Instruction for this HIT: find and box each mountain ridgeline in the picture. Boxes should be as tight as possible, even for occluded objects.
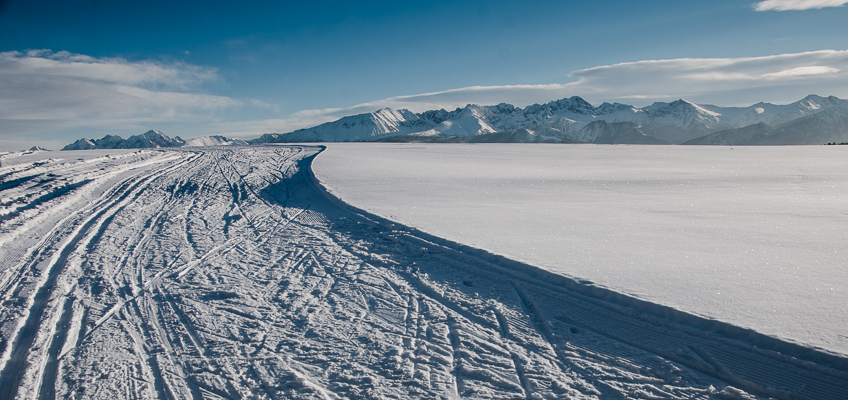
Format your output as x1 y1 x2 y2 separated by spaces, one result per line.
61 95 848 150
62 131 248 150
249 94 848 145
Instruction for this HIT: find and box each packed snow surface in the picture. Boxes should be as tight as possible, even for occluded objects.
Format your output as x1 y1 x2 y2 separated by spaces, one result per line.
314 143 848 357
1 146 846 399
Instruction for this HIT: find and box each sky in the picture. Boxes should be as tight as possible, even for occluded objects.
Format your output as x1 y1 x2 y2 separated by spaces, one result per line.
1 0 848 150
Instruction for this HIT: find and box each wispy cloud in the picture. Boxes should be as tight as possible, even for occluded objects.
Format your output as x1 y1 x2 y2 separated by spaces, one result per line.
566 50 847 103
2 50 219 89
753 0 848 11
251 49 848 135
0 50 241 147
761 65 840 78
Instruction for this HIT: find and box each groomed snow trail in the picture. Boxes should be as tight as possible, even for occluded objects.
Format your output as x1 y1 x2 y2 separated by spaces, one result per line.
0 146 845 399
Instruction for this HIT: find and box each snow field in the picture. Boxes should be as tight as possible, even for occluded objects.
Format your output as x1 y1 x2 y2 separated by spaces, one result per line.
313 143 848 357
0 145 844 399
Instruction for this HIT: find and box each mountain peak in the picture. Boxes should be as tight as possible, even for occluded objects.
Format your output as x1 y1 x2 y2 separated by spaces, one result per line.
62 138 96 151
795 94 846 110
493 103 516 113
666 99 702 109
127 130 185 148
549 96 594 114
652 99 721 118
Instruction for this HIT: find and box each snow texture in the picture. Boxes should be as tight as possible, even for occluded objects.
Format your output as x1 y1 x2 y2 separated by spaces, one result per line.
314 143 848 358
0 146 845 399
686 102 848 145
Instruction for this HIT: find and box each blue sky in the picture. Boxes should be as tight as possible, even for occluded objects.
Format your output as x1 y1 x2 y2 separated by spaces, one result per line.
1 0 848 149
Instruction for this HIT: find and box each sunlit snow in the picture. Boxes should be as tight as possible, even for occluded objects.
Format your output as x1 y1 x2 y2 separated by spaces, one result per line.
314 143 848 357
0 145 845 399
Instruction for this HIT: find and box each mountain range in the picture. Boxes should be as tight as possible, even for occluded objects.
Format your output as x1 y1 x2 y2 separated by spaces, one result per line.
60 95 848 149
248 94 848 146
61 131 247 150
684 101 848 145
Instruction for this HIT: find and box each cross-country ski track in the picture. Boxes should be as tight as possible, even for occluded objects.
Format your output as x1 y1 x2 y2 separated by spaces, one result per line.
0 146 845 399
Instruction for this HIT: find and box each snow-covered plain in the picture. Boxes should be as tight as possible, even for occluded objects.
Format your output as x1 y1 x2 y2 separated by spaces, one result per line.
1 145 846 399
314 143 848 357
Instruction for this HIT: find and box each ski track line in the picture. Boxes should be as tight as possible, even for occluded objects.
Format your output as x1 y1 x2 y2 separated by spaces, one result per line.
490 305 531 399
213 155 257 230
117 305 172 400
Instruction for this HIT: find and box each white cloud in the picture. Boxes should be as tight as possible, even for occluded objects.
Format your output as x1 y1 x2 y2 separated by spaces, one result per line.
255 49 848 134
761 65 840 78
2 50 218 89
754 0 848 11
566 50 848 104
0 50 241 148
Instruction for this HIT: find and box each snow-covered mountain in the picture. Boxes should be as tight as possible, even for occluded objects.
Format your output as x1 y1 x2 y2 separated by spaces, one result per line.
60 95 848 149
252 109 425 143
252 95 847 145
62 138 98 150
685 102 848 145
126 130 186 148
699 95 846 127
61 131 249 150
62 130 185 150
